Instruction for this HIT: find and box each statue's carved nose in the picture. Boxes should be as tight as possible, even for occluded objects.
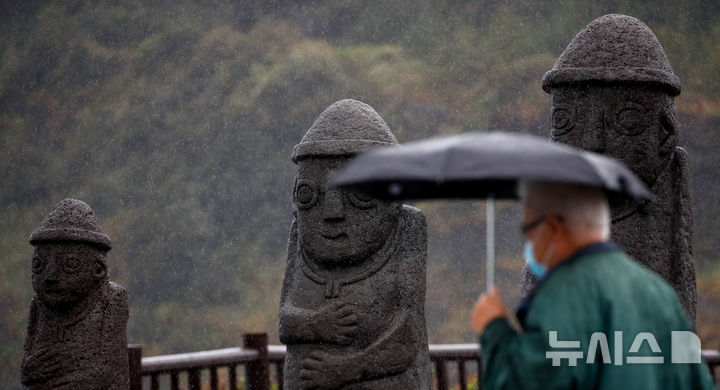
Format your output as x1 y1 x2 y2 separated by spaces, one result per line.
583 109 606 152
323 188 345 221
44 261 60 284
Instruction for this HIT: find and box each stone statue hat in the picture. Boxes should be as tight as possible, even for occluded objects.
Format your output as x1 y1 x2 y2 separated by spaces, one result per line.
30 198 112 250
291 99 399 163
542 14 681 96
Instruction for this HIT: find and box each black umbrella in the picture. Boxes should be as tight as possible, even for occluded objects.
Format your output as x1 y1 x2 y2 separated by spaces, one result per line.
331 131 651 290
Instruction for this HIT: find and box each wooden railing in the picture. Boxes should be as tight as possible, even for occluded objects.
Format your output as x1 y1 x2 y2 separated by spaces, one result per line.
128 334 720 390
128 333 278 390
429 344 482 390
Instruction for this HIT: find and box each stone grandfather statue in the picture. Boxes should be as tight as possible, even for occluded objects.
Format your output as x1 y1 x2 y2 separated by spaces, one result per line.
279 99 432 389
523 14 696 321
21 199 129 389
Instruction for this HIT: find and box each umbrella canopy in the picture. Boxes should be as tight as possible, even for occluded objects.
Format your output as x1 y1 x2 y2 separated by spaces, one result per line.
331 131 651 201
331 131 651 292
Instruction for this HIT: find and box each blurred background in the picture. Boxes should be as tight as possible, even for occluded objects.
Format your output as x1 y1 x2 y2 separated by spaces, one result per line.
1 0 719 387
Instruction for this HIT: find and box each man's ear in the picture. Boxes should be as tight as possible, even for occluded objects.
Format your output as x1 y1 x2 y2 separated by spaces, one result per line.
659 107 678 156
546 215 565 235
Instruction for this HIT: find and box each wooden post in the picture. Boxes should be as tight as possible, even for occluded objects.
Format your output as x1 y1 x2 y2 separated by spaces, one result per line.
127 344 142 390
435 359 448 390
276 362 285 390
188 368 201 390
243 333 270 390
229 364 238 390
151 374 160 390
477 357 484 390
171 371 179 390
458 360 467 390
210 367 219 390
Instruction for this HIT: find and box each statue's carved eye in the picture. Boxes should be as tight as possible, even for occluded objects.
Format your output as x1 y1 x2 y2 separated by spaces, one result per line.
62 254 82 273
32 255 44 273
614 102 647 136
346 191 377 209
295 182 318 210
551 105 575 136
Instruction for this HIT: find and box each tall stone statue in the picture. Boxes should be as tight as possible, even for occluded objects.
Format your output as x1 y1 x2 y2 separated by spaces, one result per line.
21 199 129 389
279 99 432 389
527 14 696 321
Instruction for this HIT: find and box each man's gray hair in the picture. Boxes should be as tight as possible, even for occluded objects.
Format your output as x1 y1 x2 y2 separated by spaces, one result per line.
520 181 611 240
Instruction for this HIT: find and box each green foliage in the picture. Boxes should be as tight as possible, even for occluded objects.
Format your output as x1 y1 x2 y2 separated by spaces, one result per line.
1 1 719 387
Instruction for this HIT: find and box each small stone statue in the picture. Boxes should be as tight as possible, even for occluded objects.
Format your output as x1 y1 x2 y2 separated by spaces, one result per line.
21 199 129 389
279 99 432 389
527 14 696 321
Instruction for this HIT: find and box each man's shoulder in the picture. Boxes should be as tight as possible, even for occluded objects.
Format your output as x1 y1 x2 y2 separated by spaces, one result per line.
579 248 678 294
537 247 685 316
555 247 659 283
533 248 663 303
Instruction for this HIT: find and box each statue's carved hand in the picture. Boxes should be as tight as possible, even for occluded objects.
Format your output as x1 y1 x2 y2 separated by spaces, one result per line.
313 302 358 345
300 351 355 390
21 346 64 383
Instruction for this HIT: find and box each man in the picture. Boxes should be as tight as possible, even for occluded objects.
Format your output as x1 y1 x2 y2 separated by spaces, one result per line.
527 14 697 322
21 198 129 390
471 182 714 389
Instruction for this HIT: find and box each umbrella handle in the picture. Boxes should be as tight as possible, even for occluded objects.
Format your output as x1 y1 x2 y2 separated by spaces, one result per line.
486 196 495 292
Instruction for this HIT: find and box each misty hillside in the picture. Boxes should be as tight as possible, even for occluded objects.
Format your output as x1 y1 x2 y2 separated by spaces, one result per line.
1 1 719 388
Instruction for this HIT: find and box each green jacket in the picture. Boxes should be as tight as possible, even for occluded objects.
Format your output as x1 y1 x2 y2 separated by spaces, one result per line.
480 242 715 390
